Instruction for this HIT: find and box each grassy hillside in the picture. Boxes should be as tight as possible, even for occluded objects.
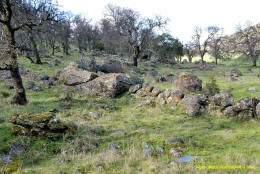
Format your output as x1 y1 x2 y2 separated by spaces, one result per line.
1 52 260 173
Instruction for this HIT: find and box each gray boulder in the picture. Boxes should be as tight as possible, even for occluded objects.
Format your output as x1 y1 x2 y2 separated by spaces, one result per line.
59 62 98 86
99 59 122 73
212 91 234 110
181 95 206 116
65 73 133 97
76 57 98 72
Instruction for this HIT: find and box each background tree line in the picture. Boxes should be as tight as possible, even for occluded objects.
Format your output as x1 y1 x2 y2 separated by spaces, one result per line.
1 0 260 105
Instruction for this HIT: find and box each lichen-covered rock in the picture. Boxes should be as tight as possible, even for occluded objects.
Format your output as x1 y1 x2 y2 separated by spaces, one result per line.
233 97 257 112
212 91 234 110
0 156 18 173
181 95 204 116
10 112 76 139
223 106 236 117
59 62 98 86
174 72 202 92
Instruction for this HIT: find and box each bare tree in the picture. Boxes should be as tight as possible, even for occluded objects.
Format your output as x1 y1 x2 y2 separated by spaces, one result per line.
209 27 223 65
234 23 260 66
184 42 196 63
192 26 219 65
104 4 167 66
0 0 59 105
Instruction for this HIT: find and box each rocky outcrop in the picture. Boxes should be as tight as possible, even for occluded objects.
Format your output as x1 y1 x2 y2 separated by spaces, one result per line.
59 62 98 86
10 112 76 139
63 73 133 97
76 57 98 72
174 72 202 92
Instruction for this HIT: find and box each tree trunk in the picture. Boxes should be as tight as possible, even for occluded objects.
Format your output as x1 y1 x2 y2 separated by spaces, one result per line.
252 56 257 67
2 23 27 105
10 66 27 105
29 33 41 64
133 45 140 67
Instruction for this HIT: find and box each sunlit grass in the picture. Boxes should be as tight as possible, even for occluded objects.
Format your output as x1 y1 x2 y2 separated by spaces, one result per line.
1 51 260 173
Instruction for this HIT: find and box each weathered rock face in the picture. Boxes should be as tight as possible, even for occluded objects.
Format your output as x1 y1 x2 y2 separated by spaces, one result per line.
174 72 202 92
129 84 142 94
10 112 76 139
76 57 98 72
181 94 207 116
99 59 122 73
59 63 98 86
212 91 234 110
64 73 133 97
164 88 185 103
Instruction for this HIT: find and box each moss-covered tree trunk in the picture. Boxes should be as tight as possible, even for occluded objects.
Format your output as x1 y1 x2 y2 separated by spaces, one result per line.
2 21 27 105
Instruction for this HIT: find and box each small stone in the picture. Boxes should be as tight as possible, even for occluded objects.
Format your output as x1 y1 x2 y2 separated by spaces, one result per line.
108 142 120 149
89 112 101 119
247 87 257 92
155 146 164 153
165 137 185 144
57 158 66 164
112 129 126 136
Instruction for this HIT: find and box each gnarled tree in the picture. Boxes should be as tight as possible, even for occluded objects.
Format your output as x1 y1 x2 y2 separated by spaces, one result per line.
0 0 59 105
192 26 219 65
104 4 167 66
234 23 260 66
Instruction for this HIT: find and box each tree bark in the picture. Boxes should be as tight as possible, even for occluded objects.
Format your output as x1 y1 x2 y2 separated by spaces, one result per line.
10 66 27 105
29 32 41 64
2 22 27 105
133 45 140 66
252 56 257 67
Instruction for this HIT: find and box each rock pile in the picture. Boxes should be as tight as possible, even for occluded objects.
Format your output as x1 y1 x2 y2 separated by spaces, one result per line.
59 57 143 97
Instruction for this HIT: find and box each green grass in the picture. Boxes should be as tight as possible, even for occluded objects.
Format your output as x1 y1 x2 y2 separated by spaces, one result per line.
1 51 260 173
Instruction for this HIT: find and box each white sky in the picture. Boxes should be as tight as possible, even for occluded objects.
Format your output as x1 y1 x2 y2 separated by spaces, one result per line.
57 0 260 43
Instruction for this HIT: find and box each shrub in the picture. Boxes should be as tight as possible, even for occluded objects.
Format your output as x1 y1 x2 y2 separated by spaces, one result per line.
203 73 219 96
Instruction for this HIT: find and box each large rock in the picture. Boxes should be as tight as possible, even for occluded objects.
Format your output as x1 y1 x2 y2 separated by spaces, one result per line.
10 112 76 139
233 97 258 112
230 69 242 77
181 94 207 116
99 59 122 73
164 88 185 103
76 57 98 72
59 62 98 86
64 73 133 97
174 72 202 92
212 91 234 110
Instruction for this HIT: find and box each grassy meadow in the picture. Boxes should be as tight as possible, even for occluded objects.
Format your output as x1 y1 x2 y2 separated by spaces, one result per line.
1 52 260 174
